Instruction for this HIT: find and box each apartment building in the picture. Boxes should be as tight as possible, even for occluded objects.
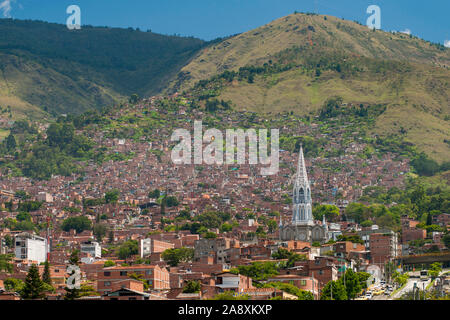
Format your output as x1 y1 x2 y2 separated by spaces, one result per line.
139 238 174 258
14 233 47 263
369 232 400 266
97 265 170 294
80 240 101 259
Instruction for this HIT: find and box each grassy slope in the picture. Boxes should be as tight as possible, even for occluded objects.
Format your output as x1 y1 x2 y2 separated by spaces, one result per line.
171 13 449 91
168 13 450 163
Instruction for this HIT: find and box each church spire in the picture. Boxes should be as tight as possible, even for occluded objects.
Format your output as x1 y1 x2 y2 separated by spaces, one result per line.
295 145 309 186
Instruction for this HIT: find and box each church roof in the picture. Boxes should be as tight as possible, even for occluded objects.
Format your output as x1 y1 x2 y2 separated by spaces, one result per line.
295 145 309 186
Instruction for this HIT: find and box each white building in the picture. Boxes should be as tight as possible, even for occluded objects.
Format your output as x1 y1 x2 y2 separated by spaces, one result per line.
80 240 101 259
140 238 152 258
14 233 47 263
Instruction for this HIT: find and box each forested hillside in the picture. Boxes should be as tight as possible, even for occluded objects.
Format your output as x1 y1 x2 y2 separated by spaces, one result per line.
0 19 205 117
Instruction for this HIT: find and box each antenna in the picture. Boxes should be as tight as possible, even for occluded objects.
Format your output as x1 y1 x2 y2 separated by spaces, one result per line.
314 0 319 14
46 214 51 262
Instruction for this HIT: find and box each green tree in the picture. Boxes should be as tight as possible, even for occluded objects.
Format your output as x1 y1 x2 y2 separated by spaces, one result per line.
320 280 347 300
61 216 92 233
105 189 120 204
103 260 116 267
165 196 179 207
78 284 100 297
313 204 340 221
231 262 279 281
203 232 217 239
0 254 14 273
161 247 194 267
69 249 80 266
264 282 313 300
220 223 233 233
212 291 250 300
442 233 450 248
392 271 409 286
16 212 32 221
340 269 361 299
272 248 291 260
267 219 278 233
21 264 45 300
129 94 140 104
42 260 52 285
108 229 114 244
429 262 442 278
93 224 107 242
117 240 139 260
148 189 161 199
183 280 201 293
5 133 16 152
129 272 150 290
4 278 24 293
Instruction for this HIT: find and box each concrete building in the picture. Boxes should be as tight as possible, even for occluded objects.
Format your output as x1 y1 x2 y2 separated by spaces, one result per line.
14 233 47 263
194 238 237 264
80 240 101 259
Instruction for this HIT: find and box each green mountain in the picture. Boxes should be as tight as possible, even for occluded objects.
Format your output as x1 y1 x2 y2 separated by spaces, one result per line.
0 19 205 119
168 13 450 162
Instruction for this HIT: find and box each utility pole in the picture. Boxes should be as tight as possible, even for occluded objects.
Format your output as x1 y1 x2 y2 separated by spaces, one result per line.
423 282 425 300
312 272 315 300
331 281 333 300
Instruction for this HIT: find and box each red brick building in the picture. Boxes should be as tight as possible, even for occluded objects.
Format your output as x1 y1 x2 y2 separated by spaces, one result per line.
402 229 426 244
369 233 399 266
97 265 170 294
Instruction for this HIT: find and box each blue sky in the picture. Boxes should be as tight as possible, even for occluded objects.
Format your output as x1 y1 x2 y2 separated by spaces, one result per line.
1 0 449 44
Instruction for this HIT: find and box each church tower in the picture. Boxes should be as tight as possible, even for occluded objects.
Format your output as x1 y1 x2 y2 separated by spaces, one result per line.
279 144 328 243
292 145 314 226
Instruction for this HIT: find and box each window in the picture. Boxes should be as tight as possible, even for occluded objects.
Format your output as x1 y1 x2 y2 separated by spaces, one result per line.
104 271 111 276
146 270 152 275
104 281 111 286
300 280 307 286
120 271 127 276
319 270 323 275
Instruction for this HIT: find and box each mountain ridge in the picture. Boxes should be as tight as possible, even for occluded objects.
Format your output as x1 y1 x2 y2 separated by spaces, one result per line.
166 13 449 163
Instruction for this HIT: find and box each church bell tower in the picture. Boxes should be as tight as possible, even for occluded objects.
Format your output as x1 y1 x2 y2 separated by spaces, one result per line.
292 145 314 226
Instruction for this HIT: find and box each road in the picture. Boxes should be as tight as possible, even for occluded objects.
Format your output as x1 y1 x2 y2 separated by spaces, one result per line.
370 268 449 300
390 278 431 300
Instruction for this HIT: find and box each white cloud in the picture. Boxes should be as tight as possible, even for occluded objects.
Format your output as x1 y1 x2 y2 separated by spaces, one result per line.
445 40 450 48
0 0 15 18
400 29 411 35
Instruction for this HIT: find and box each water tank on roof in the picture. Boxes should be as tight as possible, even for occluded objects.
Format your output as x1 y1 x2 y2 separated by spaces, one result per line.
371 225 379 230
